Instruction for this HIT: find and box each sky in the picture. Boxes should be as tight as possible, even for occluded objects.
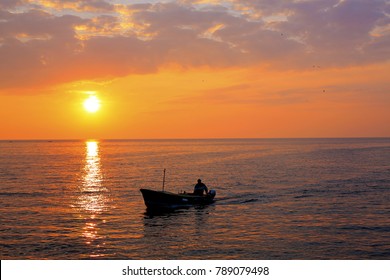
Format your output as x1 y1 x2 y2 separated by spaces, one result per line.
0 0 389 139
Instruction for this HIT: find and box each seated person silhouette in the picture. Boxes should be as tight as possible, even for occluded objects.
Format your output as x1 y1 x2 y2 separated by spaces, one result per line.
193 179 208 196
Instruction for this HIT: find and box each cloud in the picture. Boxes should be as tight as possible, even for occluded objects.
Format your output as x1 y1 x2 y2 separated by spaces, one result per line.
29 0 115 12
0 0 389 91
233 0 390 66
0 9 86 89
0 0 26 9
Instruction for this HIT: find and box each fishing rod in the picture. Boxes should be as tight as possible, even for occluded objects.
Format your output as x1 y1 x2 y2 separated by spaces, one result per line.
162 168 166 191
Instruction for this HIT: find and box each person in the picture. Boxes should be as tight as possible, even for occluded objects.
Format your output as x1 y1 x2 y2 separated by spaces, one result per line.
193 179 208 196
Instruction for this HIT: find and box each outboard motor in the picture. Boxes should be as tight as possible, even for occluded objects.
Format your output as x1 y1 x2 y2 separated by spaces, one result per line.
208 189 216 198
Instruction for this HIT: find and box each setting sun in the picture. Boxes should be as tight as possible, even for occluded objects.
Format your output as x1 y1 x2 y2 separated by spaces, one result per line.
83 96 100 113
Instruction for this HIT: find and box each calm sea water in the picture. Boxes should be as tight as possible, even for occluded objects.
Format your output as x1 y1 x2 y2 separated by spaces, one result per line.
0 138 389 259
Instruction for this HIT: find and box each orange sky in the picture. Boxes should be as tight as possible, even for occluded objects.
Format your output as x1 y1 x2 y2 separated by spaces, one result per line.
0 0 389 139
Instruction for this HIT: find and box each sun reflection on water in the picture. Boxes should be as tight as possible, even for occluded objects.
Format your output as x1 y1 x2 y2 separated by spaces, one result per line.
77 140 108 254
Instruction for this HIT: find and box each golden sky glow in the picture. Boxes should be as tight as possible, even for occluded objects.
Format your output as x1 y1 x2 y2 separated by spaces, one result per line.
0 0 389 139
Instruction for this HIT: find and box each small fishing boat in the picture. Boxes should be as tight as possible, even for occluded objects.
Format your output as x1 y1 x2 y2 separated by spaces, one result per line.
140 188 216 210
140 169 216 210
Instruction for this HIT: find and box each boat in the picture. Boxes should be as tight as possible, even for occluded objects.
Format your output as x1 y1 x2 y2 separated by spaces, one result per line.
140 188 216 210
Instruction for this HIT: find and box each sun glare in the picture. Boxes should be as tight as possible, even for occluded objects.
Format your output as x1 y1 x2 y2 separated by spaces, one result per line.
83 96 100 113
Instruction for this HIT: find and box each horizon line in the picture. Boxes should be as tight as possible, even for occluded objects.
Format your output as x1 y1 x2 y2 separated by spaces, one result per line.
1 137 390 142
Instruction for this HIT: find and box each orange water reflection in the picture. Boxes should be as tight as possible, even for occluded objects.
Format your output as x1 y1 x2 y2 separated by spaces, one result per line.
78 141 108 251
82 141 104 212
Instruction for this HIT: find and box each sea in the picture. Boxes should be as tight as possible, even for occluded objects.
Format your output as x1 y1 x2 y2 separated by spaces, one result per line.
0 138 389 260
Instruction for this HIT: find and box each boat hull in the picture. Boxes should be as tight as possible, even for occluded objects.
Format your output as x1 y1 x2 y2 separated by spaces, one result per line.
140 188 216 210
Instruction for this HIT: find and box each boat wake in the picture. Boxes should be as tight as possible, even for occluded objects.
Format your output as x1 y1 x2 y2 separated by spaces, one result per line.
216 194 262 205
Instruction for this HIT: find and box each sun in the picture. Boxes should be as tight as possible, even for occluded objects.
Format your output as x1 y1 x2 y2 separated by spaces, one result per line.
83 96 100 113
